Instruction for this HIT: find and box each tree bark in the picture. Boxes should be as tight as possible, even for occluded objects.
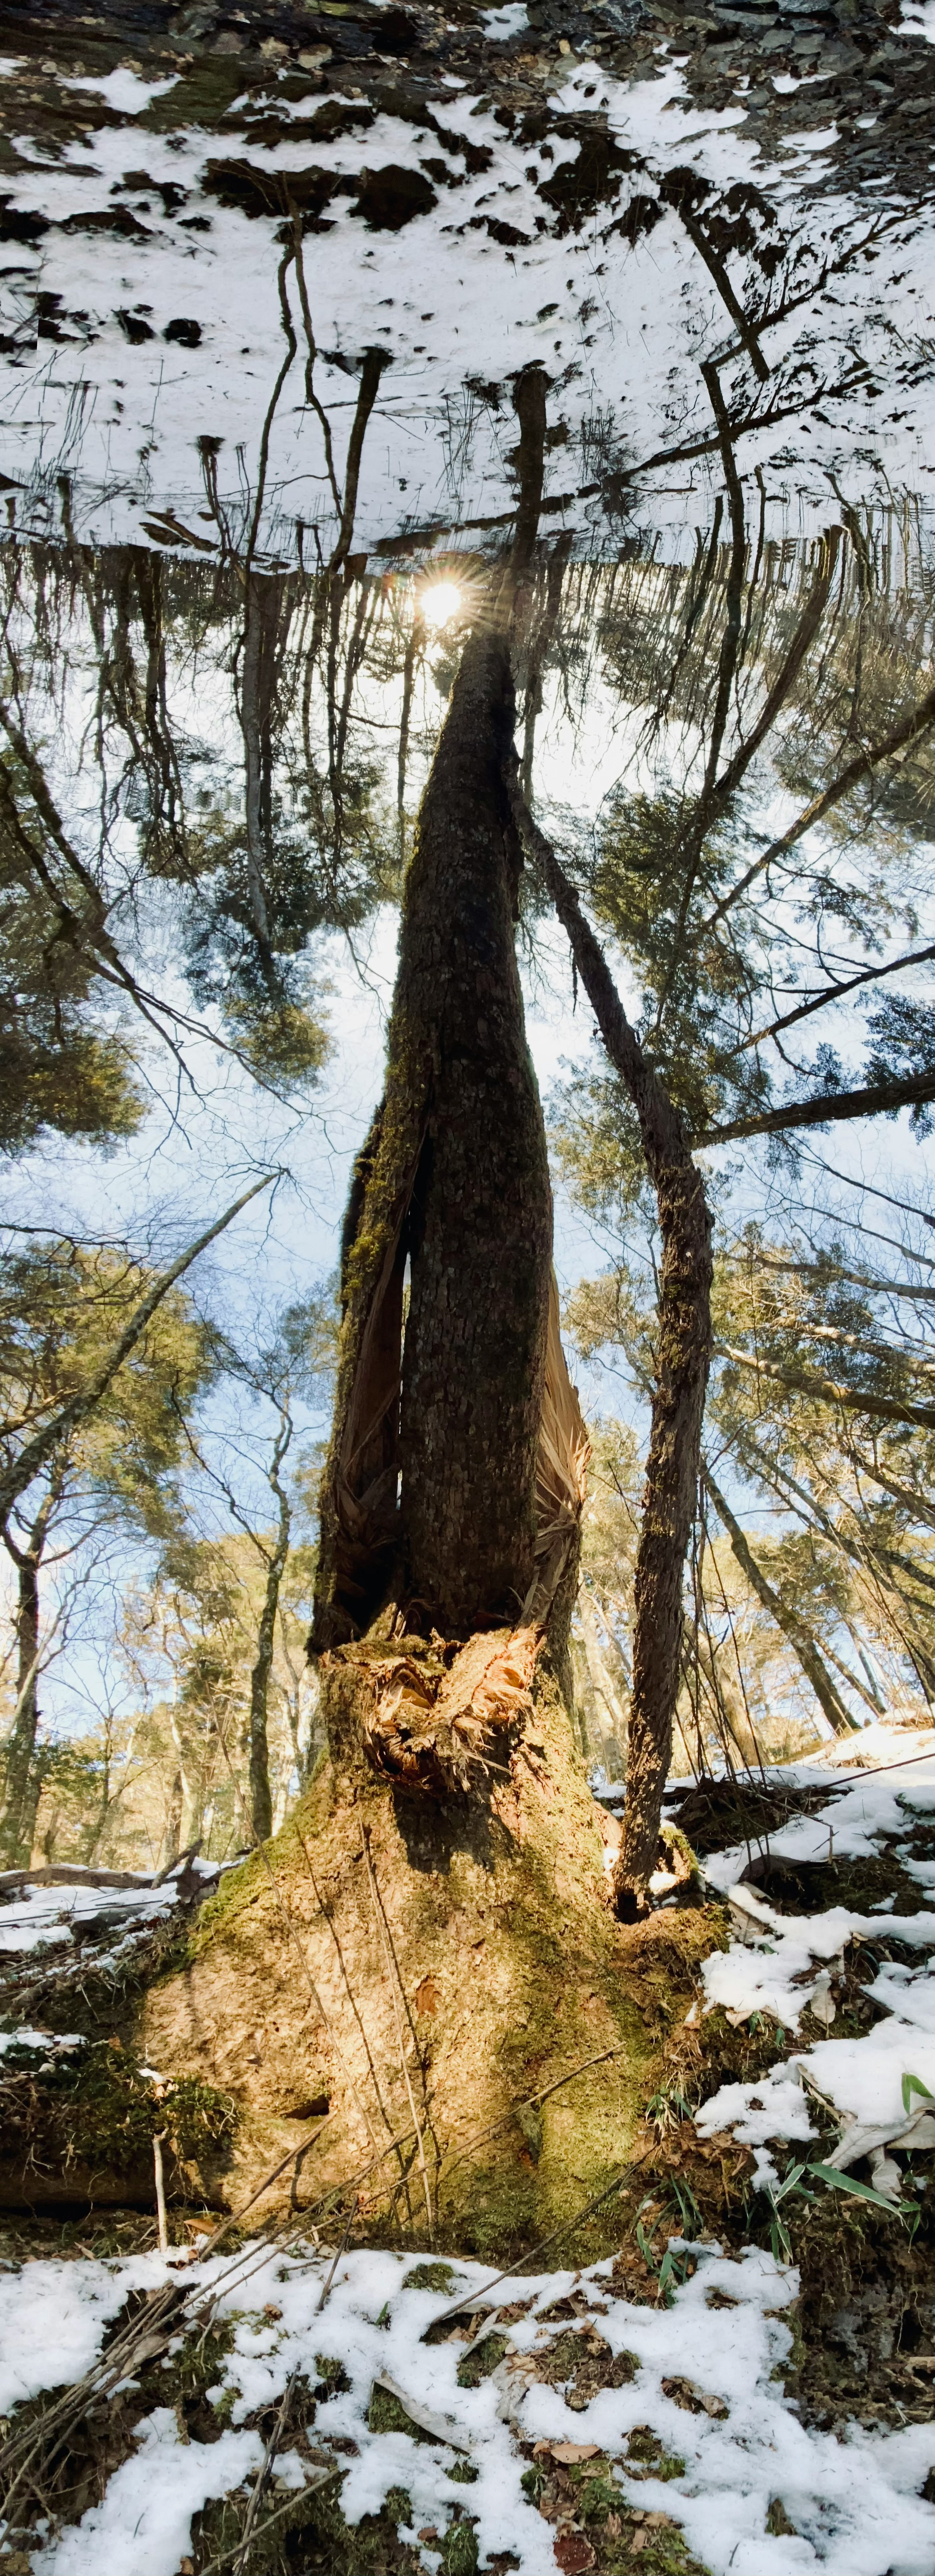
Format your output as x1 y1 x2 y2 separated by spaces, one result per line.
240 571 285 974
1 1487 57 1865
313 626 553 1648
508 802 713 1913
700 1064 935 1148
702 1462 860 1735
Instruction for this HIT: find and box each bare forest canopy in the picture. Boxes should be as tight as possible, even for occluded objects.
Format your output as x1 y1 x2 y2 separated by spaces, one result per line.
0 0 933 1888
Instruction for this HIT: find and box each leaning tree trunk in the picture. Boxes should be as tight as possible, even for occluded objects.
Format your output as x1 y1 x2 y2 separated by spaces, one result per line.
703 1463 860 1736
508 801 714 1915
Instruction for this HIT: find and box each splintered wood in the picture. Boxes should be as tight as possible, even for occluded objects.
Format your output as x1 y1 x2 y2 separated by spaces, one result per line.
358 1624 545 1792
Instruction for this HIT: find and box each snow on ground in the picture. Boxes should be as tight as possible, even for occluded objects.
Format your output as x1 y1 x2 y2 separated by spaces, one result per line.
0 45 931 559
693 1742 935 2195
0 1855 221 1962
0 2228 931 2576
2 1744 934 2571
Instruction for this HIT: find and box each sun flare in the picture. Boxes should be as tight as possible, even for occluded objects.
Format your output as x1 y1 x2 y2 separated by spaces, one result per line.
419 580 463 631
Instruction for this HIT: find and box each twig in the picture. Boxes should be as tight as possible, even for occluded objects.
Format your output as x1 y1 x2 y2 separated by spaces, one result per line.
316 2195 358 2312
425 2162 635 2332
198 2468 340 2576
153 2130 169 2257
230 2365 299 2576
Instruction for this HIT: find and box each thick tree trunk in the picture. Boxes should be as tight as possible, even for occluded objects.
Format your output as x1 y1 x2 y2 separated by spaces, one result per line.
399 633 552 1632
702 1464 860 1736
314 625 553 1652
508 804 714 1913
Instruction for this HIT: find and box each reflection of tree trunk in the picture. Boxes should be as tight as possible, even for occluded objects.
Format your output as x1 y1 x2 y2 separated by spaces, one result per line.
240 571 292 976
315 625 553 1648
703 1464 859 1735
397 619 419 855
249 1416 293 1843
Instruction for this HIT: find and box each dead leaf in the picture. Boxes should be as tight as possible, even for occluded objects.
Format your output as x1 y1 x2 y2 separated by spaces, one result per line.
554 2538 596 2574
418 2529 439 2544
661 2375 729 2419
414 1975 441 2014
548 2441 601 2464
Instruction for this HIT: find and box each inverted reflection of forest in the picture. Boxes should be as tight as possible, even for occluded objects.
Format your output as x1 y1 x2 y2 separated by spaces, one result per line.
1 489 933 1871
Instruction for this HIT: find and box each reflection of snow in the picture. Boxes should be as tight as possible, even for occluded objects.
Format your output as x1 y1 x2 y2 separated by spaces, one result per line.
0 44 929 561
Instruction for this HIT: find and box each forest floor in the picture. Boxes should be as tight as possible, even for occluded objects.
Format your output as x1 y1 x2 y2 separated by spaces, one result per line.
0 1728 933 2576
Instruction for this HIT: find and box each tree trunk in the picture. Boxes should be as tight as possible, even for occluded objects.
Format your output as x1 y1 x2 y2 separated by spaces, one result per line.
137 569 706 2252
313 624 553 1652
703 1463 860 1735
508 805 714 1913
159 1768 183 1871
240 570 292 974
1 1498 53 1866
577 1580 628 1772
248 1423 293 1844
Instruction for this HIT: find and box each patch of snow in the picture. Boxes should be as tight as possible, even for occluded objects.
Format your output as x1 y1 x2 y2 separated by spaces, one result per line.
0 2025 85 2056
58 69 180 115
3 2236 932 2576
898 0 935 40
480 3 529 37
0 46 930 558
0 1879 176 1955
0 2251 166 2413
31 2407 264 2576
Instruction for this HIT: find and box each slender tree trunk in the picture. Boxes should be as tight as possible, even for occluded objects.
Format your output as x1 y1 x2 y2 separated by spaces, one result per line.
702 1464 860 1735
1 1489 56 1866
248 1418 293 1843
507 800 713 1913
159 1768 183 1871
577 1580 628 1765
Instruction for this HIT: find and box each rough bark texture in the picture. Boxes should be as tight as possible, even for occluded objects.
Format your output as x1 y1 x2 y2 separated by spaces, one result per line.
138 1657 715 2252
511 802 713 1914
702 1463 860 1737
399 631 552 1631
313 625 553 1649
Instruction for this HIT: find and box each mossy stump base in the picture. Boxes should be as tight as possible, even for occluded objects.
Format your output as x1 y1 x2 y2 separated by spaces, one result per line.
140 1660 714 2261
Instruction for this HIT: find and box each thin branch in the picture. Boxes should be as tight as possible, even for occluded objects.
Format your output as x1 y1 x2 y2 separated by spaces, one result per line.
728 936 935 1057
